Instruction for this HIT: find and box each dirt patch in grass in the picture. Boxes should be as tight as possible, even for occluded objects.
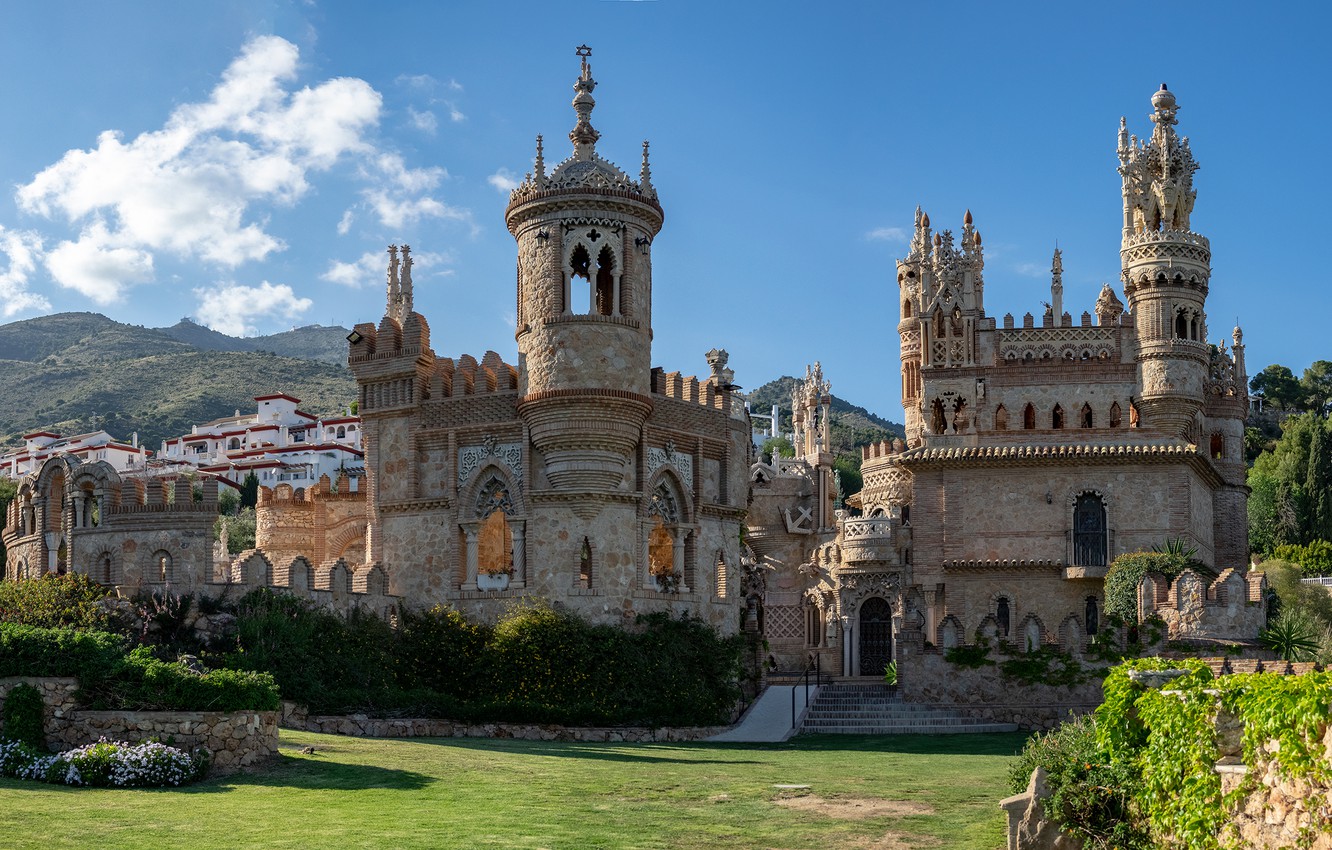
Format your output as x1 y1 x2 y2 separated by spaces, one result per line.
774 795 935 819
852 832 941 849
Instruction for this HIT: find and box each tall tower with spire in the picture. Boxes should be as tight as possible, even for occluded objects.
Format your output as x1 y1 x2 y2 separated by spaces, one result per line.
1119 84 1209 438
505 46 664 492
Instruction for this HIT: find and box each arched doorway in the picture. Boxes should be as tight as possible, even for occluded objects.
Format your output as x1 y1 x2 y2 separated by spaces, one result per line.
858 597 894 676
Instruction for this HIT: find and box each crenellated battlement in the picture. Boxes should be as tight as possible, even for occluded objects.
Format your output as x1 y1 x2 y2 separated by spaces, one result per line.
1138 567 1266 641
428 352 520 400
650 368 728 411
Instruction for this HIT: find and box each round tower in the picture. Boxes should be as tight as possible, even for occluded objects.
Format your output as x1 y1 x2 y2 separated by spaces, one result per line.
1119 85 1210 438
505 46 663 491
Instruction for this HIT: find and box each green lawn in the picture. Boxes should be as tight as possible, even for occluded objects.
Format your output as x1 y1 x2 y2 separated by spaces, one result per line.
0 730 1027 849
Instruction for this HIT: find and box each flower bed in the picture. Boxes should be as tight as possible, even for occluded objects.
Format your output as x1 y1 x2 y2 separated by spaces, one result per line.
0 737 209 787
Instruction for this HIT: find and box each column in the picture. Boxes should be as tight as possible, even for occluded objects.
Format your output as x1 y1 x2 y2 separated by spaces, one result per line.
511 524 526 588
462 525 479 590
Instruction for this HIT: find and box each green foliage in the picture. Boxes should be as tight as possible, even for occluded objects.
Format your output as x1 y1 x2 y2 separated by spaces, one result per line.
239 473 260 511
1007 714 1148 849
1261 559 1332 642
2 683 46 749
832 454 862 500
214 508 256 554
1259 609 1324 663
395 605 490 697
0 574 119 631
1272 540 1332 577
0 624 126 684
1250 363 1301 410
1249 412 1332 554
944 639 994 668
1302 360 1332 416
1103 551 1190 621
882 660 897 686
760 435 793 461
997 645 1090 688
217 487 240 517
0 476 15 572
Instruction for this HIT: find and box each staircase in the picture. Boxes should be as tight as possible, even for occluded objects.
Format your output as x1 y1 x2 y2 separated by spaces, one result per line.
798 682 1020 734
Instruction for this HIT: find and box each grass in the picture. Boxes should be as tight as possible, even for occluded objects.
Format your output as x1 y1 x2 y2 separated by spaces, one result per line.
0 730 1028 849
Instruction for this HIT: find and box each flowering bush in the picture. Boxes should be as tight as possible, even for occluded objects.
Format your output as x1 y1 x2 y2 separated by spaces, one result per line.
0 737 209 788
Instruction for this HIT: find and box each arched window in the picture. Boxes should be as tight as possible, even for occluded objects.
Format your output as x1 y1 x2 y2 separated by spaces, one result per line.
902 300 912 318
1052 404 1065 429
477 510 513 576
648 519 674 586
931 398 947 434
1023 403 1036 430
1109 402 1122 428
1081 403 1094 428
336 426 346 440
1175 311 1189 339
568 243 591 313
1085 597 1100 636
995 598 1011 637
647 479 685 590
1073 493 1108 567
595 245 615 316
1129 399 1140 428
228 438 240 450
994 404 1008 430
153 550 173 583
579 537 593 588
951 399 968 432
1210 433 1224 459
98 553 112 584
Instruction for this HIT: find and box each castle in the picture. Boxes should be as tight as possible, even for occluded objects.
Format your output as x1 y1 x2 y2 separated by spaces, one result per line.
3 59 1261 675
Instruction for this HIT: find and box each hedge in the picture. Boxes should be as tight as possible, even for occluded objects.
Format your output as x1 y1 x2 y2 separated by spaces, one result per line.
0 624 278 713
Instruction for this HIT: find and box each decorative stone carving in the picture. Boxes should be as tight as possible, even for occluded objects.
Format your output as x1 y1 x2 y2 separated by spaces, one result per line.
459 438 523 488
645 443 693 485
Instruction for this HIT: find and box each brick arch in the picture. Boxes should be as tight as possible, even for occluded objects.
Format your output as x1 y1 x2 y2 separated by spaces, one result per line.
326 522 367 565
458 460 525 519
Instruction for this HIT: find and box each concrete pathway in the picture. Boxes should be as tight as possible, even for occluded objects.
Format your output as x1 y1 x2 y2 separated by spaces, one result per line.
705 684 820 743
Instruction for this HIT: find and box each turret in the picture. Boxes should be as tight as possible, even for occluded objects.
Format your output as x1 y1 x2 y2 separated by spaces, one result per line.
505 46 663 490
1120 85 1210 438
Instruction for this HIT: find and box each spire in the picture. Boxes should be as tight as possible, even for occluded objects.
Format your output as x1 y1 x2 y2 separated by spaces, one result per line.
569 44 599 159
1050 247 1064 325
385 244 412 324
534 135 546 187
385 244 400 319
639 140 653 191
1120 84 1199 237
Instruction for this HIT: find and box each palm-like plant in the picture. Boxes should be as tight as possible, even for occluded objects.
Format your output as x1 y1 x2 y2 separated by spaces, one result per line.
1259 610 1322 662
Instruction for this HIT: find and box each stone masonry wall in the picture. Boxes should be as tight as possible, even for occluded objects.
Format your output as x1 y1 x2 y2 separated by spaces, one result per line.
0 676 276 774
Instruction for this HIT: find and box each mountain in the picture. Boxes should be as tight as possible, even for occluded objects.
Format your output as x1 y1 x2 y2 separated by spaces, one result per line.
744 376 905 465
157 318 351 364
0 313 358 450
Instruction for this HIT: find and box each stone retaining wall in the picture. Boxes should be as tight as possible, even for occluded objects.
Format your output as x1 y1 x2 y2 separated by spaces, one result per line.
281 703 726 742
0 676 276 774
56 710 279 773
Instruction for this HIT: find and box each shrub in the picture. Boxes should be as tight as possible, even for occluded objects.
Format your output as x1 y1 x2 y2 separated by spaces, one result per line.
1007 714 1147 849
0 575 120 631
2 683 45 749
1258 609 1323 662
395 605 491 698
1272 540 1332 577
1103 551 1191 621
0 737 209 787
0 624 125 684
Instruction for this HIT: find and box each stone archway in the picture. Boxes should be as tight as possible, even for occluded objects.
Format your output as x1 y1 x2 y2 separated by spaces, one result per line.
858 596 894 676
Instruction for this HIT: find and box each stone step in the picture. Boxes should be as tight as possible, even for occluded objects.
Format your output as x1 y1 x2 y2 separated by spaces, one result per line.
797 683 1014 736
801 723 1020 734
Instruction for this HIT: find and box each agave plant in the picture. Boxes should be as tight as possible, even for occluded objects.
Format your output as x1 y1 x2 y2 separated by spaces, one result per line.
1152 537 1199 561
1259 610 1322 662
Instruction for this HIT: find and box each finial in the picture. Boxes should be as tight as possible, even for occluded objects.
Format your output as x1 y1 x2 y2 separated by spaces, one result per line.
921 211 930 229
569 44 600 156
1151 83 1178 125
534 134 546 183
973 229 981 246
964 209 973 226
1051 247 1063 275
1233 325 1244 346
914 206 922 227
640 140 653 188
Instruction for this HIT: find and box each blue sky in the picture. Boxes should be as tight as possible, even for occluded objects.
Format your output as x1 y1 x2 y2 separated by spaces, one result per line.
0 1 1325 421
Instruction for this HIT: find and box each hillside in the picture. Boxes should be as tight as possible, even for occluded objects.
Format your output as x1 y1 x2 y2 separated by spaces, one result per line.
0 313 358 450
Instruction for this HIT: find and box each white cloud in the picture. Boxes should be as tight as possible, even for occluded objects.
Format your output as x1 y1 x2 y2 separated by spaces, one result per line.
194 280 312 336
447 103 466 123
0 226 51 317
407 106 437 134
487 168 519 193
866 226 907 243
45 221 153 304
1014 262 1046 278
16 35 384 296
321 251 383 288
447 78 463 92
322 248 454 289
397 74 437 90
336 210 354 235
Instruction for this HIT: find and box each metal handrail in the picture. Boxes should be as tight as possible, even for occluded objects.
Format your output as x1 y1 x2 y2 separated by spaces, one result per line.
791 653 822 731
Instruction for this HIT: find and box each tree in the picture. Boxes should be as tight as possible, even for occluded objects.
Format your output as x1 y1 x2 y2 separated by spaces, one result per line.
218 487 240 517
1301 360 1332 416
239 472 260 510
761 436 794 463
1248 413 1332 554
0 476 16 576
1306 424 1332 541
1250 364 1301 410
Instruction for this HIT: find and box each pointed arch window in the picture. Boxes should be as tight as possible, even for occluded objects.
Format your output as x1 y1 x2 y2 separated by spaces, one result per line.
1085 596 1100 636
994 404 1008 431
1023 403 1036 429
931 399 947 434
1052 404 1065 429
579 537 593 588
1081 403 1094 428
646 478 687 591
463 472 524 589
995 598 1011 637
594 245 616 316
567 243 591 313
1109 402 1122 428
1073 493 1108 568
153 550 173 583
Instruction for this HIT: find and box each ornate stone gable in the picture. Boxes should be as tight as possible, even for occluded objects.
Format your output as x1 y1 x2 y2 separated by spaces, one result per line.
459 436 523 487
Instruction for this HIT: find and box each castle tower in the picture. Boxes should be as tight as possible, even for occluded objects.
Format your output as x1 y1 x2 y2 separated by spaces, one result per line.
1119 85 1210 438
505 46 664 491
896 208 984 444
